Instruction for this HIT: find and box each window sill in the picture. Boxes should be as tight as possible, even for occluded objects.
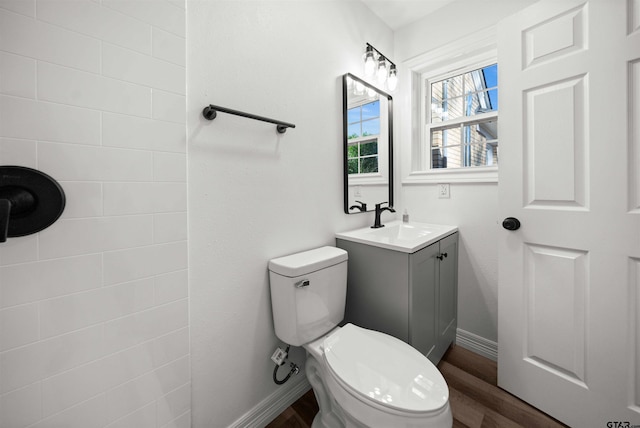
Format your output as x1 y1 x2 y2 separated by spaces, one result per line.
348 173 388 186
403 167 498 184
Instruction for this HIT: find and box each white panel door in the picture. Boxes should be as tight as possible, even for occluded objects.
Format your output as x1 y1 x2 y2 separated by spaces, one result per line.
498 0 640 426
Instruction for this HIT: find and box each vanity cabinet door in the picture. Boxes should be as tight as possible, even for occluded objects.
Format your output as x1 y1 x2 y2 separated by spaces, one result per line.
337 239 410 342
433 232 459 363
409 242 438 357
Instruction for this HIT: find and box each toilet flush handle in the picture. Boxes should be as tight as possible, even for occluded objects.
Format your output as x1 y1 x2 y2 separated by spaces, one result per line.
295 279 310 288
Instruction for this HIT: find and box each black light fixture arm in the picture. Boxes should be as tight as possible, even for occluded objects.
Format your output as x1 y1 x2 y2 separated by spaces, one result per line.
202 104 296 134
366 42 395 69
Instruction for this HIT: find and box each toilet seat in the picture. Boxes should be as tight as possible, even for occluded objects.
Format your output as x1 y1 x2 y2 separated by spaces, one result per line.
323 323 449 415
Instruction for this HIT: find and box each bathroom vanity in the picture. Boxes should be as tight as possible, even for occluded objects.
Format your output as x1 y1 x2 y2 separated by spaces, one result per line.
335 221 458 364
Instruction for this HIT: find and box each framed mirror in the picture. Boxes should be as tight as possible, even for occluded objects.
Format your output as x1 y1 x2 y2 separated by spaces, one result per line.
343 73 393 214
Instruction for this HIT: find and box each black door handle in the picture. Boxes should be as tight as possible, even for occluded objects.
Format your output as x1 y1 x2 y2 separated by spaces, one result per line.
502 217 521 231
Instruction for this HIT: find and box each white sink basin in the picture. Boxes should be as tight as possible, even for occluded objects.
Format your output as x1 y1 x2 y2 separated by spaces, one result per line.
335 220 457 253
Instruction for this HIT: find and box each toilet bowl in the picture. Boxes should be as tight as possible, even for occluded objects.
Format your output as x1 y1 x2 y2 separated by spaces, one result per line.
269 246 452 428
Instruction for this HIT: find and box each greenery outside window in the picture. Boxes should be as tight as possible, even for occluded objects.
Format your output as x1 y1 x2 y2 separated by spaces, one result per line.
347 100 380 175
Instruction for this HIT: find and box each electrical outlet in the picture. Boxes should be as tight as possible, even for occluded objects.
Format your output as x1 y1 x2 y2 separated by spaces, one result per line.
271 347 287 366
438 183 450 199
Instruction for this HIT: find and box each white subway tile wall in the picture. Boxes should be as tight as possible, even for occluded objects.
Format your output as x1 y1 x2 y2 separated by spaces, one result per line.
0 0 189 427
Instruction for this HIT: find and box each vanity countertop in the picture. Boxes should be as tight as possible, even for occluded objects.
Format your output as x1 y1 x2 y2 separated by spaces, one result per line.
335 220 458 254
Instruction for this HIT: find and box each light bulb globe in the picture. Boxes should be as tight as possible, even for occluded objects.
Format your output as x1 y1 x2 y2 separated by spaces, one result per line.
364 55 375 77
387 67 398 91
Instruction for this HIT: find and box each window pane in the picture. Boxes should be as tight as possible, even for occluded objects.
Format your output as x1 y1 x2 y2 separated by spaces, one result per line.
431 80 443 105
482 64 498 89
436 96 463 122
431 129 443 149
442 75 464 99
360 157 378 173
466 119 497 143
430 100 443 123
466 89 498 114
347 108 360 124
487 89 498 111
433 145 462 168
347 144 359 158
431 149 448 169
360 141 378 156
432 126 462 149
348 123 360 139
361 100 380 120
361 118 380 136
348 159 358 174
466 143 498 167
431 143 498 168
465 91 482 116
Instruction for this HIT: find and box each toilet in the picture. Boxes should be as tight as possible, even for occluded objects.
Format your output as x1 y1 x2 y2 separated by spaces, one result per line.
269 246 453 428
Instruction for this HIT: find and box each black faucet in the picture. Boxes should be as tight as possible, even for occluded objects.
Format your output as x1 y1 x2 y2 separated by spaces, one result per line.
371 202 395 228
349 200 367 212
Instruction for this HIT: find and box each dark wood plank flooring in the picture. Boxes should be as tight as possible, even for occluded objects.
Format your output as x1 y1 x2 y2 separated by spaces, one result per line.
266 345 567 428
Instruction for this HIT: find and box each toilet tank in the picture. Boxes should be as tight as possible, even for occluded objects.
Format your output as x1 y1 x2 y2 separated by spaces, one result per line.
268 246 348 346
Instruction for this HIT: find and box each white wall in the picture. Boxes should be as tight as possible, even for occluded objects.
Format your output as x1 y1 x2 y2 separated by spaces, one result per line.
0 1 189 427
394 0 536 343
187 1 393 426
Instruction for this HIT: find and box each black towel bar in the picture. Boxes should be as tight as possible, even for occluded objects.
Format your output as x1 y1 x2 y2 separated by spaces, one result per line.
202 104 295 134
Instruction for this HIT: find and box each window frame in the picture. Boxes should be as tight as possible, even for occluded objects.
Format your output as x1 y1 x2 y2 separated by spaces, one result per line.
401 27 498 184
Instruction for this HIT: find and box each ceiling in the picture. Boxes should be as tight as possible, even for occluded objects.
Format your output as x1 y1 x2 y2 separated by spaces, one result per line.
361 0 457 30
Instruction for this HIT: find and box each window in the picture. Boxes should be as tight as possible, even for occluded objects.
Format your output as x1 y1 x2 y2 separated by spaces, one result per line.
400 27 498 184
427 64 498 170
347 99 380 175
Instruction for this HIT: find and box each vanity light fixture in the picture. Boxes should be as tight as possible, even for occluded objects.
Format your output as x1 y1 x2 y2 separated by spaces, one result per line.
362 43 398 92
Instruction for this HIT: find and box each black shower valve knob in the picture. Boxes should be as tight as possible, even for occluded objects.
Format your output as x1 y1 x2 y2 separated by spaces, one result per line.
0 166 66 243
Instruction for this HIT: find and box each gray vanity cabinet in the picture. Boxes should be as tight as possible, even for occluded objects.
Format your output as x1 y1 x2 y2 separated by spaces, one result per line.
336 232 458 364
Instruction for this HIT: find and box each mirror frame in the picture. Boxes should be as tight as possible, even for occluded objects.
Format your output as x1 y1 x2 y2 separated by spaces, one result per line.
343 73 393 214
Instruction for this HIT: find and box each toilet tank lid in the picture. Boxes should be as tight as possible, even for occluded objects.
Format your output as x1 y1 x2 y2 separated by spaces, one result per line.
269 246 347 277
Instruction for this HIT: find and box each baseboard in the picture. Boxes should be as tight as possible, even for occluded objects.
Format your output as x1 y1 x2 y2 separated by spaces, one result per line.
228 372 311 428
456 328 498 361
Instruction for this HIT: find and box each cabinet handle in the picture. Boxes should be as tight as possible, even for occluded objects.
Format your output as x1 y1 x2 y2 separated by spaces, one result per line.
436 252 448 261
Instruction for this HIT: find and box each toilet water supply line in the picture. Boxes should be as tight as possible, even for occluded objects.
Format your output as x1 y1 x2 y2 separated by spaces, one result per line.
271 344 300 385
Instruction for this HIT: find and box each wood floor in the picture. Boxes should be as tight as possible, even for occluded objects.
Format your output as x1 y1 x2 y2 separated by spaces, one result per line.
266 345 567 428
